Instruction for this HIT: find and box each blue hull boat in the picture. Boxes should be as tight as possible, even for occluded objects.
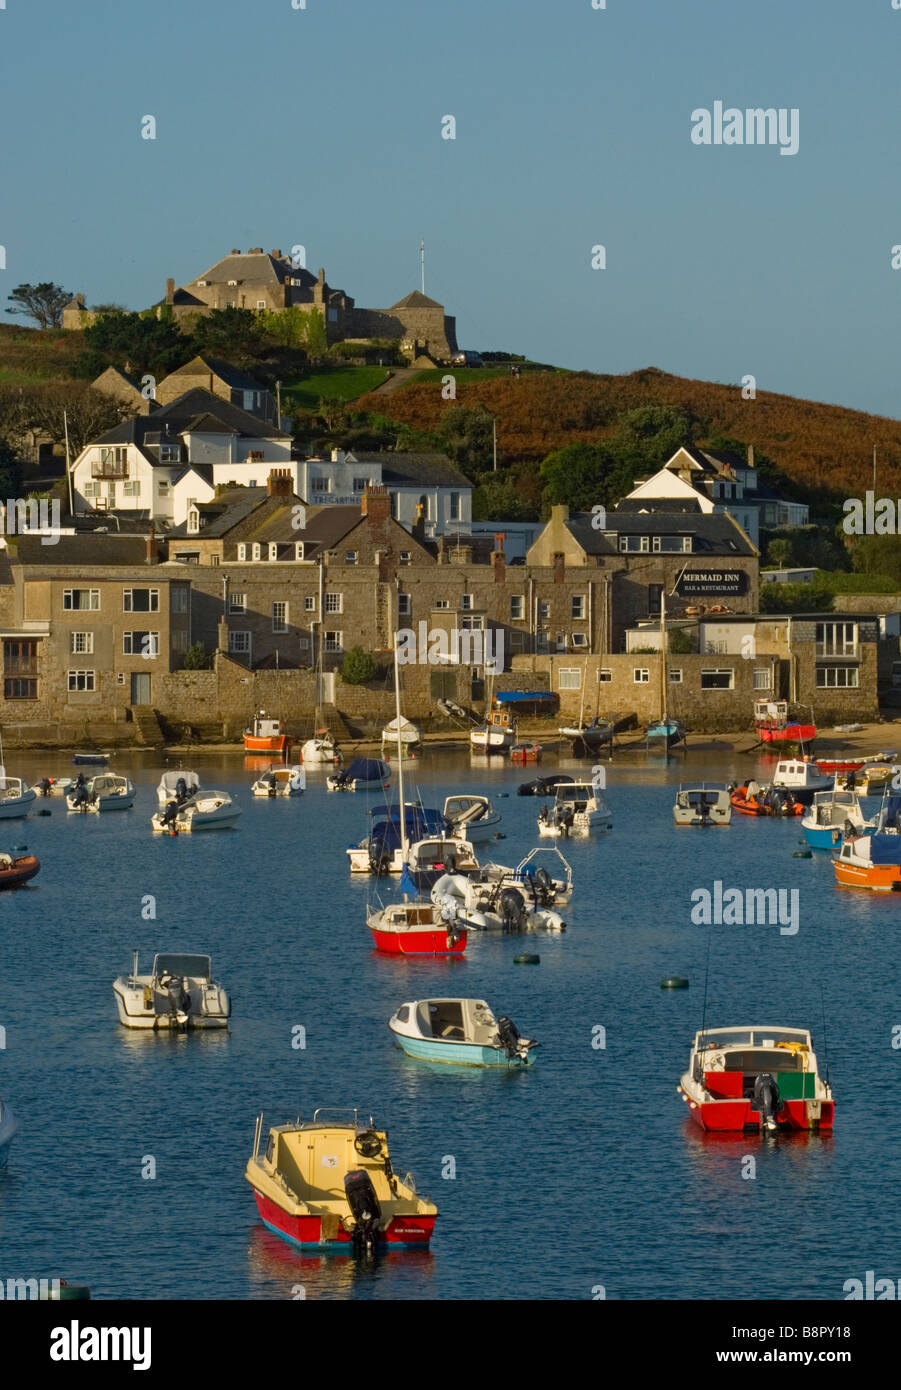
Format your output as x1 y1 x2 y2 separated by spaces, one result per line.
388 998 538 1067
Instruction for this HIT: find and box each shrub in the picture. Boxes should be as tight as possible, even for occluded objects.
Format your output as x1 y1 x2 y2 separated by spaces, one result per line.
182 642 211 670
340 647 378 684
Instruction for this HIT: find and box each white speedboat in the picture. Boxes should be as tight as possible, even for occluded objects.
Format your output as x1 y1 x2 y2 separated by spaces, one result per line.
771 758 832 806
0 1097 17 1167
301 732 340 765
405 835 480 891
474 846 574 906
0 775 36 819
442 794 501 843
673 783 732 826
537 780 612 837
430 872 565 932
152 789 241 833
112 951 230 1029
156 770 201 806
389 999 538 1067
67 773 135 813
252 765 305 797
802 788 874 849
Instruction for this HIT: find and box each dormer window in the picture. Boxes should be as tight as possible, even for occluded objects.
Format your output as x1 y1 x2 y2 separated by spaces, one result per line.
237 543 247 561
268 542 278 561
252 543 261 561
187 509 200 535
227 279 238 286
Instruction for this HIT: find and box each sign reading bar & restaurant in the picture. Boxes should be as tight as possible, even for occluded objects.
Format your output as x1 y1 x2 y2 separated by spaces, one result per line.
676 570 748 597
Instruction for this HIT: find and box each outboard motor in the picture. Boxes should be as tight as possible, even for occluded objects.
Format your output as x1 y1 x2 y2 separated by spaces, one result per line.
533 866 554 906
499 886 526 932
162 973 191 1026
753 1072 780 1132
344 1170 382 1256
554 804 575 837
495 1015 537 1063
175 776 188 804
69 783 90 810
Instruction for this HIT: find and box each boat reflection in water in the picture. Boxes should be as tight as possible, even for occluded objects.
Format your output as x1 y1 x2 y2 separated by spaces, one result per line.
245 1224 435 1299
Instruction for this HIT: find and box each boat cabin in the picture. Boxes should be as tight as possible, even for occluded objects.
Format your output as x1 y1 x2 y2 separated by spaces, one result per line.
151 953 212 983
808 789 864 827
396 998 498 1045
754 700 789 726
443 794 494 828
691 1027 819 1100
252 716 284 740
773 759 829 789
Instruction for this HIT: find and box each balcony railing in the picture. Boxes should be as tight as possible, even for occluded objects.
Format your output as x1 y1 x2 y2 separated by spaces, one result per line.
91 460 128 479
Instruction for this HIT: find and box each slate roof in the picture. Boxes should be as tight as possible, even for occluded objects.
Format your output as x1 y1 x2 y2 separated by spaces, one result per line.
162 356 267 392
167 488 269 538
14 535 154 567
349 451 470 489
193 252 316 290
564 510 756 557
88 388 288 456
390 290 444 310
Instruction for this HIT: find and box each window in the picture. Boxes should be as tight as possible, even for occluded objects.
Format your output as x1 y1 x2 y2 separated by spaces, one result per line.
652 535 692 553
67 670 96 692
229 631 251 655
701 668 735 690
345 551 358 565
597 668 612 683
157 482 170 496
705 640 728 654
449 492 461 521
311 477 330 494
753 668 771 691
399 551 411 564
571 633 588 649
460 614 484 631
175 551 199 564
159 445 180 463
558 668 581 690
325 593 343 614
268 543 278 562
817 666 859 688
171 630 188 652
295 543 305 561
272 602 288 633
256 300 266 310
325 630 342 652
186 509 200 535
171 586 189 614
84 482 100 498
237 544 247 561
64 589 99 611
571 596 586 620
555 633 566 651
123 588 159 613
538 602 550 621
4 639 38 677
816 622 857 658
434 599 450 610
252 543 261 562
70 632 93 654
304 595 316 612
123 632 159 657
510 596 525 621
210 554 220 567
633 668 650 683
398 593 411 617
352 479 370 494
460 594 473 611
669 668 683 684
228 593 246 614
5 678 36 699
619 535 649 552
116 672 126 684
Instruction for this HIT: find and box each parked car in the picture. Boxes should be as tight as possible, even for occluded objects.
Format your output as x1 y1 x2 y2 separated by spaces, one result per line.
452 350 484 367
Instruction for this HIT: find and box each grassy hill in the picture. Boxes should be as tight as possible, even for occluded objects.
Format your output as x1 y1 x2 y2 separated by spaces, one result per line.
0 323 85 385
356 365 901 500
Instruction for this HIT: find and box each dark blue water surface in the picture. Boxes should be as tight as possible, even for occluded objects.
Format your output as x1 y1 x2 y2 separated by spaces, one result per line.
0 744 898 1301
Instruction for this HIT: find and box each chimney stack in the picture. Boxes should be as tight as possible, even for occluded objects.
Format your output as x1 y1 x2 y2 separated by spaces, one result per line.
491 548 506 583
361 484 391 525
267 469 293 498
165 278 174 304
145 528 158 564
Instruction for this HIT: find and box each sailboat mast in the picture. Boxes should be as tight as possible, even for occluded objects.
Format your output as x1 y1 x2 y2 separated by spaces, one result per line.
660 588 667 723
393 632 407 855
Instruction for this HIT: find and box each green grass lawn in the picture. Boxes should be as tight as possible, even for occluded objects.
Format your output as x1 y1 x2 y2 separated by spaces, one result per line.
0 365 58 385
283 366 390 412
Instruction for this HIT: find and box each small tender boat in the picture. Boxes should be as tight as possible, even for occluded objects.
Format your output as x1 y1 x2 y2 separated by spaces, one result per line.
0 1097 18 1167
404 835 480 891
509 742 542 764
754 700 816 749
156 770 200 806
561 718 616 757
0 775 36 819
112 951 231 1029
327 758 390 792
389 999 538 1067
437 698 473 723
301 731 340 765
470 707 517 753
251 765 305 797
802 789 874 849
646 715 686 752
517 773 574 797
537 780 612 837
152 790 241 833
32 776 75 799
430 872 565 932
0 848 40 888
838 762 900 795
71 752 109 766
678 1026 835 1132
730 784 802 817
673 783 732 826
442 794 500 843
770 758 832 806
833 799 901 890
244 713 292 756
246 1108 438 1252
381 716 420 756
66 773 135 813
366 899 467 954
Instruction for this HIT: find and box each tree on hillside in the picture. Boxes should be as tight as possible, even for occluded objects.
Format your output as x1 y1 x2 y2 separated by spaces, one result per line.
539 404 699 515
472 474 539 522
849 534 901 585
434 406 495 476
540 441 623 513
78 311 193 381
7 283 72 330
0 435 23 496
191 307 267 367
2 383 135 458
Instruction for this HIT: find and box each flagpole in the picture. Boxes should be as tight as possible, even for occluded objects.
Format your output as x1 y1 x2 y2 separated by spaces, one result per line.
420 241 425 295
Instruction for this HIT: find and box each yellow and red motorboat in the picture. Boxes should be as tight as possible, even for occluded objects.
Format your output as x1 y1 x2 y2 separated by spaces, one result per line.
245 1108 438 1252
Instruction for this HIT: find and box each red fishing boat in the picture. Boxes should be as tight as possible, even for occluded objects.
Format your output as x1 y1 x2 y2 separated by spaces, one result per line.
816 759 865 776
367 900 467 955
754 700 816 749
678 1026 835 1132
509 742 542 764
0 851 39 889
243 713 292 756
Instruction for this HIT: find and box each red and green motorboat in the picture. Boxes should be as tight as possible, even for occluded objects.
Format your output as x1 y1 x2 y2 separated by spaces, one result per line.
678 1026 835 1133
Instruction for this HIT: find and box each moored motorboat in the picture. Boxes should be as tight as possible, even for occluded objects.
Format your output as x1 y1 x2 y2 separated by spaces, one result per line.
537 778 612 837
561 718 616 757
245 1108 438 1252
442 794 501 843
517 773 574 797
152 789 241 833
674 783 731 825
243 712 292 756
754 700 816 750
381 716 420 756
251 765 305 797
770 757 832 806
0 1097 18 1167
678 1026 834 1132
71 751 109 766
0 848 40 888
112 951 231 1029
156 770 200 806
389 999 538 1067
66 773 134 813
802 789 874 849
327 758 390 792
32 775 75 799
0 775 36 819
509 741 542 764
366 899 467 954
729 783 802 817
474 846 574 906
404 835 480 891
430 872 565 932
833 799 901 890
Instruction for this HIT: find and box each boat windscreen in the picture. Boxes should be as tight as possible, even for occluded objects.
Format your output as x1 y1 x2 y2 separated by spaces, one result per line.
153 954 211 979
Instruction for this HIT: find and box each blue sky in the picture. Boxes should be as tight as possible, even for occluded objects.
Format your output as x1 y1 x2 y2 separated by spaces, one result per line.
1 0 899 417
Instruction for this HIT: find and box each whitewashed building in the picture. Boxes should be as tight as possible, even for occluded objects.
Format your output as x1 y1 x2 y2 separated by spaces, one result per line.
295 449 472 537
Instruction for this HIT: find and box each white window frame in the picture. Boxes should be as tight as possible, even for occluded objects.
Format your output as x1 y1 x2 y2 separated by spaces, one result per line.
700 668 735 690
123 631 160 658
123 588 160 613
558 668 581 691
272 602 288 633
817 666 859 688
669 668 683 684
597 668 612 683
237 543 247 561
633 668 650 684
229 630 251 656
324 630 343 653
228 593 246 614
398 593 411 617
70 632 94 654
63 588 100 612
268 543 278 561
67 669 96 692
753 668 771 691
325 592 343 615
304 595 316 612
510 596 525 622
571 596 586 620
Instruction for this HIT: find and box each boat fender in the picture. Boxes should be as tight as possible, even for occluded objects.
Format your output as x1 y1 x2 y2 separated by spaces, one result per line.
660 976 689 989
514 953 540 964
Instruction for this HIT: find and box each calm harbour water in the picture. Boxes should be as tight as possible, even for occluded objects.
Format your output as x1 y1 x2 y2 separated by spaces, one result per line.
0 743 898 1301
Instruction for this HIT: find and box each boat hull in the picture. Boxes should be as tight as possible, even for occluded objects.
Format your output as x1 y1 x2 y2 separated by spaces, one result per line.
0 856 40 889
685 1093 835 1133
244 735 292 754
391 1030 534 1067
368 926 467 955
0 790 36 819
252 1189 436 1250
803 824 843 849
832 859 901 891
757 724 816 748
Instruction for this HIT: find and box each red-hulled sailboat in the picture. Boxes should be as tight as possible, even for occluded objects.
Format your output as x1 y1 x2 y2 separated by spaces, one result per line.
754 700 816 749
